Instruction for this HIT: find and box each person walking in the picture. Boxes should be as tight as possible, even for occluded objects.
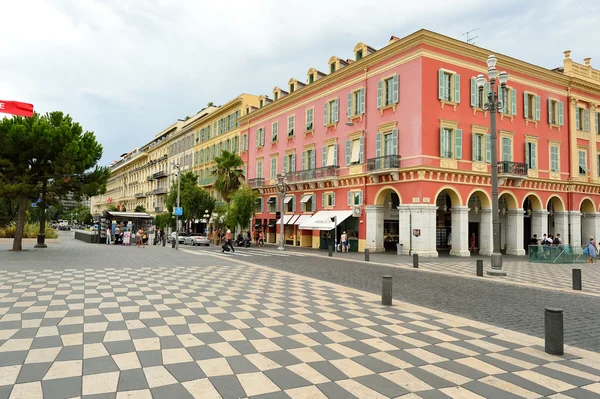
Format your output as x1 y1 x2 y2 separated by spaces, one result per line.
106 227 112 245
341 231 348 253
159 228 165 245
223 226 234 253
253 230 259 245
469 233 477 253
258 231 264 246
587 236 597 264
136 228 144 248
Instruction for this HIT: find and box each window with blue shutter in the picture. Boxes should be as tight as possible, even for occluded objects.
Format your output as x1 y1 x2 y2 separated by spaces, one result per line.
359 88 365 114
323 102 329 126
255 129 259 148
302 151 306 171
347 93 352 117
332 193 336 208
283 156 288 173
359 137 364 163
376 133 382 158
524 92 529 119
484 82 490 106
470 78 477 107
333 144 338 166
291 154 296 172
585 108 590 132
322 193 326 208
454 129 462 159
322 147 327 167
576 107 581 130
377 81 383 109
550 146 559 172
347 192 352 206
272 122 278 142
391 128 398 156
454 74 460 103
510 89 517 116
345 140 351 165
333 99 339 123
535 95 541 121
502 137 512 162
271 158 276 178
486 134 491 163
438 69 445 100
392 74 399 104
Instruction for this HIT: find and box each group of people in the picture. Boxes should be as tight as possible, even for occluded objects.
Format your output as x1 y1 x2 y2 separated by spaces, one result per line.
529 233 563 260
105 225 155 248
252 230 265 246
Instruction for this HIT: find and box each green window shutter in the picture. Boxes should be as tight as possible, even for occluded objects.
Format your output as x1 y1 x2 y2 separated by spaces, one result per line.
437 69 444 100
486 134 491 163
322 147 327 167
535 95 541 121
324 102 329 125
322 193 325 208
377 80 383 108
359 88 365 114
484 82 490 105
332 193 336 207
283 155 288 173
523 92 528 118
576 108 581 130
454 129 462 159
376 133 382 157
358 191 363 205
345 140 351 165
470 78 477 107
532 143 537 169
548 99 552 123
453 74 460 103
525 143 530 167
333 144 338 166
333 99 339 123
347 93 352 117
472 132 477 161
291 154 296 172
255 130 259 147
391 128 398 156
392 74 399 104
440 128 446 158
292 196 296 212
302 151 306 171
596 112 599 134
585 108 590 132
347 192 352 206
359 137 364 163
511 89 517 116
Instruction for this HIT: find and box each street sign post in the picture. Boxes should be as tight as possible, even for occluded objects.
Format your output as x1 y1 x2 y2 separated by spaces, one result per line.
174 207 183 216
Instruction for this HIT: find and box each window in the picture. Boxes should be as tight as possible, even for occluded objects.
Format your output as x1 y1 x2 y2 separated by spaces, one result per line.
284 195 296 212
525 142 537 170
500 87 517 116
548 99 564 125
438 70 460 103
523 92 540 120
472 133 484 162
346 138 364 165
384 133 394 156
355 50 363 61
301 194 315 212
378 74 399 108
576 107 589 132
347 89 365 118
256 198 263 213
324 99 339 126
268 197 277 213
322 192 335 208
272 122 278 142
322 144 338 167
288 116 295 136
303 149 315 170
501 137 512 162
274 92 278 101
308 74 314 84
579 150 587 175
256 160 263 179
270 157 277 179
330 63 335 74
289 84 295 93
256 128 265 147
259 99 263 108
470 79 489 109
439 127 462 159
550 146 559 172
305 109 314 131
347 191 363 206
284 153 296 173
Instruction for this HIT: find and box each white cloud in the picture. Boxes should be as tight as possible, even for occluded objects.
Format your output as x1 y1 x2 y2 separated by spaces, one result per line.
1 0 598 163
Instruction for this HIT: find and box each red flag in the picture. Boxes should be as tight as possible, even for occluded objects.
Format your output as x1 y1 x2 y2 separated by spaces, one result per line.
0 100 34 117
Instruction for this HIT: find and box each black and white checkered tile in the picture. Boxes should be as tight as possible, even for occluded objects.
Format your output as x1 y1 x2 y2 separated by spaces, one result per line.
0 265 598 398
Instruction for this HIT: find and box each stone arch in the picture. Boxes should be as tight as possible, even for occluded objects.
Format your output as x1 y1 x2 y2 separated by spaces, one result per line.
373 186 402 206
466 189 491 209
522 192 543 211
580 197 595 213
547 195 565 212
499 191 518 209
434 186 462 207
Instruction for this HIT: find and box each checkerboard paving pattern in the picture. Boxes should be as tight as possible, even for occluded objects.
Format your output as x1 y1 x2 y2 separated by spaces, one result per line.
394 260 600 296
0 265 599 399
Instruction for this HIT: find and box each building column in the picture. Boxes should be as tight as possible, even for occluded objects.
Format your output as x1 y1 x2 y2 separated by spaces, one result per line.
449 206 470 257
479 208 493 256
580 212 599 244
506 209 525 256
590 103 597 182
554 210 569 242
570 211 582 247
398 204 438 257
365 205 385 252
531 210 549 237
569 98 579 178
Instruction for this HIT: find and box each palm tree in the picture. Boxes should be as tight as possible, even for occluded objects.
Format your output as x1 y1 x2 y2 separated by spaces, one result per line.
207 102 215 107
212 150 245 203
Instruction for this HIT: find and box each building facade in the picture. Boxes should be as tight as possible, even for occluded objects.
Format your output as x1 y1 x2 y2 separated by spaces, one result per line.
241 29 600 256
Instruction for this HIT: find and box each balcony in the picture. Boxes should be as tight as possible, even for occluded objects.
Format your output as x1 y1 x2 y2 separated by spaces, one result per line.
498 161 528 186
151 187 168 195
153 170 167 179
146 175 155 181
199 176 216 186
248 178 264 189
135 192 147 199
285 165 339 185
367 155 401 172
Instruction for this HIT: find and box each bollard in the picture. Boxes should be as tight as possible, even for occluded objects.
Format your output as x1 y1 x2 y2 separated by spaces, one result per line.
365 249 370 261
572 269 582 290
162 238 166 247
544 308 564 356
476 260 484 277
413 253 419 268
172 239 175 249
382 275 393 306
328 245 333 257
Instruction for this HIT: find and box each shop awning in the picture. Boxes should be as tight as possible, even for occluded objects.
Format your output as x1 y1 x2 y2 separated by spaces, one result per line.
267 197 276 204
284 196 293 204
254 221 262 227
300 194 312 203
267 220 276 227
294 214 312 225
288 215 300 225
277 214 296 225
103 211 153 220
298 210 353 231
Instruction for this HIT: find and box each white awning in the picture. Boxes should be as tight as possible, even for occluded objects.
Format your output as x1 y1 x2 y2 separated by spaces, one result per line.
299 210 353 231
288 215 300 225
284 196 293 204
277 214 296 225
300 194 312 203
294 214 312 225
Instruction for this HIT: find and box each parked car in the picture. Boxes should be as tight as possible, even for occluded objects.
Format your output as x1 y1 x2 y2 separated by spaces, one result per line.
168 232 187 244
184 233 210 246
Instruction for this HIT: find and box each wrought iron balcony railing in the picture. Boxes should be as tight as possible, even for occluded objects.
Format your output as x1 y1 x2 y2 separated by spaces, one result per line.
151 187 167 195
146 175 155 181
285 165 339 183
366 155 401 172
248 178 264 189
153 170 167 179
498 161 528 176
135 192 147 198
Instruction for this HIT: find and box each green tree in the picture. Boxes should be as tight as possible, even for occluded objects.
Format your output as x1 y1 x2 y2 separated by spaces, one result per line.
0 112 107 250
154 212 173 230
166 171 215 231
212 150 244 203
134 205 146 213
106 204 118 212
227 185 259 231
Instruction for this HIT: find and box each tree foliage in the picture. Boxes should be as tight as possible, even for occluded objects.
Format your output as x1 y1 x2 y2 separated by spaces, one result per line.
212 150 244 203
106 204 118 212
0 112 108 250
134 205 146 213
154 212 172 230
165 171 215 230
227 185 259 231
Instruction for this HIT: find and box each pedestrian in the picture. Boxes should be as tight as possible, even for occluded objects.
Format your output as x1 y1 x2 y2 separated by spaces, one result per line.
341 231 348 252
587 236 597 264
106 227 112 245
160 228 165 245
115 225 121 245
258 231 264 246
553 233 562 246
469 233 477 253
253 230 259 245
447 232 452 250
222 226 234 253
529 234 539 257
136 228 144 248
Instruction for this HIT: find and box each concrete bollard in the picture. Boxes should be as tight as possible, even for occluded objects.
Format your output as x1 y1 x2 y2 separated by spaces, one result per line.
162 238 166 247
365 249 370 261
572 269 582 290
544 308 564 356
382 275 393 306
476 260 484 277
328 245 333 257
413 253 419 268
172 239 175 249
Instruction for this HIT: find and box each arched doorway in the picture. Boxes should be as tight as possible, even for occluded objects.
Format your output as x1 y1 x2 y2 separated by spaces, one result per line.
522 193 543 252
467 190 492 256
434 188 462 255
547 196 565 242
580 198 596 247
371 187 401 252
498 192 521 255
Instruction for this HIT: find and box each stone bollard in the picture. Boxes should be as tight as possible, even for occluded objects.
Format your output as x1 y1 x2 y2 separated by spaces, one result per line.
382 275 392 306
365 249 370 261
476 260 484 276
544 308 564 355
413 253 419 268
328 245 333 257
162 238 166 247
172 239 175 249
572 269 582 290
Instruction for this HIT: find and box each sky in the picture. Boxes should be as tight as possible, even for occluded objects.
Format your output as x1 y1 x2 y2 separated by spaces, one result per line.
1 0 598 165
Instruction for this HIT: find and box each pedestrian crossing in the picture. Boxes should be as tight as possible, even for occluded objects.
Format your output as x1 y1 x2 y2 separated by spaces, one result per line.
189 246 308 258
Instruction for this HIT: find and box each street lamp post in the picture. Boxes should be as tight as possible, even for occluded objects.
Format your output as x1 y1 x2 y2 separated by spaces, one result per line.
173 163 181 250
277 171 287 251
476 55 508 276
34 178 48 248
203 209 210 237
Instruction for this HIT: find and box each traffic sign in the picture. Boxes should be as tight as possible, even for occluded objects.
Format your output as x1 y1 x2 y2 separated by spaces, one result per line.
31 203 37 208
174 207 183 216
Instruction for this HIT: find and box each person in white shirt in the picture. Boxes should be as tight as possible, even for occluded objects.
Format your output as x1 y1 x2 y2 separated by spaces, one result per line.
106 227 112 245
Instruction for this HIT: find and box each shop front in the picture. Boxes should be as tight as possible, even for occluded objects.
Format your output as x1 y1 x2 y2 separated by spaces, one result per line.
298 210 358 251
